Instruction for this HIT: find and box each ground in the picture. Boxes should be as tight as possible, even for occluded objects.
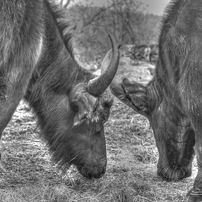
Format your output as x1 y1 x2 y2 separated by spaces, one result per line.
0 58 198 202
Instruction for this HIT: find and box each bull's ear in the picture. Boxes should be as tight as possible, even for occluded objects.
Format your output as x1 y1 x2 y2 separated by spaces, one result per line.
110 77 149 116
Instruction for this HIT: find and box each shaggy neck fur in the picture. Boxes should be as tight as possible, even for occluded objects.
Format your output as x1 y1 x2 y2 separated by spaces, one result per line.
24 0 96 171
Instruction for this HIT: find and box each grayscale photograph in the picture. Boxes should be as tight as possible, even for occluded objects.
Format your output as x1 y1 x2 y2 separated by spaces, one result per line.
0 0 199 201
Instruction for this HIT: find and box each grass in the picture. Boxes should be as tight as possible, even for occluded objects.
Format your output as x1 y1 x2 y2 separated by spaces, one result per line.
0 98 197 202
0 56 197 202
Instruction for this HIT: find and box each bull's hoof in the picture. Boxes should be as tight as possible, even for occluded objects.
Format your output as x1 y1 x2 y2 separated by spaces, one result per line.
187 189 202 202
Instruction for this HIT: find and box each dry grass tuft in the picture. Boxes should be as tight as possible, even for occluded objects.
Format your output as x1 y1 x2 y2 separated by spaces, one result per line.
0 54 198 202
0 98 196 201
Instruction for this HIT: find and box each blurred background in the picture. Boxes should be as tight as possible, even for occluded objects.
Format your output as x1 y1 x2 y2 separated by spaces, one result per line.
57 0 169 69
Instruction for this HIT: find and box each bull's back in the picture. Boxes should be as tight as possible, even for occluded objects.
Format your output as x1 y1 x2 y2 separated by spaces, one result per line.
0 0 44 67
161 0 202 57
158 0 202 83
157 0 202 109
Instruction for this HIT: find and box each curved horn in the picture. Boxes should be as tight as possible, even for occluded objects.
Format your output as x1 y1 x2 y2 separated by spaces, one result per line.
86 34 120 97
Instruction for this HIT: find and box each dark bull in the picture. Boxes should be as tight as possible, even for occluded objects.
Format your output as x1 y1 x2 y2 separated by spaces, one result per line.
104 0 202 201
0 0 119 179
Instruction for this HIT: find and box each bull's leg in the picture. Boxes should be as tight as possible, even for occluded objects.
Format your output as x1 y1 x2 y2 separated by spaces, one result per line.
0 36 43 171
187 142 202 202
181 72 202 201
0 68 34 171
187 115 202 202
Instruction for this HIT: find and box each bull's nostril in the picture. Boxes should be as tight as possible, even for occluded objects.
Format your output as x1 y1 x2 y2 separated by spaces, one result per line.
94 172 101 179
77 157 107 179
87 173 93 179
78 165 102 179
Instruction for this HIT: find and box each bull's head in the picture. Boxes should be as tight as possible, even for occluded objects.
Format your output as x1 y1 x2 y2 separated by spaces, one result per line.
101 53 195 181
56 35 119 179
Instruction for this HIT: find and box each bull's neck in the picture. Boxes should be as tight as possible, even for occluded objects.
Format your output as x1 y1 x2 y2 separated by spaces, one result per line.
25 30 94 105
24 1 95 112
25 42 93 99
40 0 94 91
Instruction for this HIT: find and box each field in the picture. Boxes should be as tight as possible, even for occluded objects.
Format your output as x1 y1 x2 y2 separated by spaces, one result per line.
0 59 198 202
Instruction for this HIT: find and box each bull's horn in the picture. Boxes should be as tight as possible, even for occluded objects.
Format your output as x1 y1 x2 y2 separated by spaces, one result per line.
87 35 120 97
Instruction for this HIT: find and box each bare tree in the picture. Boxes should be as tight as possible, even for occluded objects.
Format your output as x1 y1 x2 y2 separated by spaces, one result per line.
62 0 161 62
59 0 73 8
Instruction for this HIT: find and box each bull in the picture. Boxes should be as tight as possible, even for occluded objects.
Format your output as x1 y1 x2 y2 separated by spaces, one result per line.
130 44 151 62
102 0 202 201
149 44 159 63
0 0 119 179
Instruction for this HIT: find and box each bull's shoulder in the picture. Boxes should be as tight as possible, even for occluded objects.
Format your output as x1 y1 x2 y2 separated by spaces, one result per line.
0 1 44 32
159 0 202 57
161 0 202 39
0 0 45 64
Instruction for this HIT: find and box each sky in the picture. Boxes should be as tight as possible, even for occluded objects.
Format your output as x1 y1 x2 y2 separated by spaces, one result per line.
74 0 170 16
140 0 170 15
